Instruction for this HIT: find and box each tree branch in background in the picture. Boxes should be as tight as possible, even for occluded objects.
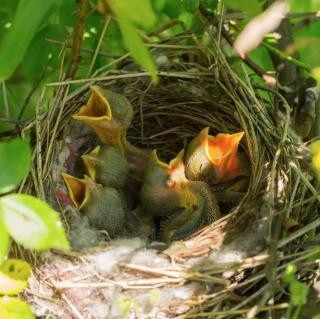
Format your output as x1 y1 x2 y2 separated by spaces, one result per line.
66 0 89 79
220 26 270 79
290 11 320 31
198 4 270 81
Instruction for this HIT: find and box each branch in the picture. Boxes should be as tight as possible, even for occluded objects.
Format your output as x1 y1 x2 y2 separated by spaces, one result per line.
198 4 269 79
66 0 89 79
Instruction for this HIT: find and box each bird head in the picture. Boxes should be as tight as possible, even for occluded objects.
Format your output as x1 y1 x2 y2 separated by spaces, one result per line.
61 173 101 210
144 150 188 189
81 145 100 180
206 131 244 182
73 86 133 153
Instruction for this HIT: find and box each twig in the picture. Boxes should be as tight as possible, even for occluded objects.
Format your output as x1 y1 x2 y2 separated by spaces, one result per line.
61 293 84 319
46 70 214 86
198 5 269 79
278 217 320 248
66 0 89 79
45 38 117 57
262 41 311 71
291 11 320 30
2 81 9 117
0 118 25 124
87 15 111 76
17 55 53 122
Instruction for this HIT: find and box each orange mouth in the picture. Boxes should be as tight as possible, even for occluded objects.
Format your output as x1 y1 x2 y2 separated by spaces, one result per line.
206 131 244 182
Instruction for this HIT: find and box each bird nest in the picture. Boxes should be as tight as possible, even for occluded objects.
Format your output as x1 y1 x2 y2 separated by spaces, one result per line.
19 38 320 318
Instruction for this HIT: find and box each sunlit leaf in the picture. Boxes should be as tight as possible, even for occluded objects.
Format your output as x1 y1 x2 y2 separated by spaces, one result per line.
0 194 70 251
310 140 320 179
0 273 27 295
0 259 31 295
117 18 158 84
0 138 31 195
224 0 262 17
201 0 218 12
0 296 34 319
0 219 9 265
290 280 309 306
0 0 58 80
283 264 297 283
1 259 31 281
97 0 157 83
182 0 199 13
283 264 309 310
105 0 156 29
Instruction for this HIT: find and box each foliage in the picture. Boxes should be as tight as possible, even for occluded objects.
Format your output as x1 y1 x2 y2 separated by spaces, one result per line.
283 264 309 319
0 0 59 81
310 140 320 179
0 0 320 317
0 138 30 194
102 0 158 83
0 138 69 318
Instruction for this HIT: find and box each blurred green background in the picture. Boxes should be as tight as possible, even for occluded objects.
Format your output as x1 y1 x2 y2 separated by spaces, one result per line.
0 0 320 133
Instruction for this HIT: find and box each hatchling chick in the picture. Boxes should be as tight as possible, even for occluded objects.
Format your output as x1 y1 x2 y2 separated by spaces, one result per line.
159 181 220 243
73 85 133 153
139 149 189 218
81 145 129 189
62 173 126 238
184 127 249 185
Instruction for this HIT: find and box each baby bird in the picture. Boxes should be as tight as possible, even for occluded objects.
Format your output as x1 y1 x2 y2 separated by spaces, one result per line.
139 149 188 218
81 145 129 189
125 206 157 241
73 85 133 153
160 181 220 243
62 173 126 237
184 127 248 185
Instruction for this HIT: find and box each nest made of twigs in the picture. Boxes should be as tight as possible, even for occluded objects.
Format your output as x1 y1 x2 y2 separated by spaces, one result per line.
20 33 320 319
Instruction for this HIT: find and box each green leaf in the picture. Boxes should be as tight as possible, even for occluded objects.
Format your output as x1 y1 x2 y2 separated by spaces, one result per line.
1 259 31 281
290 280 309 306
0 296 34 319
283 264 297 283
0 0 58 80
0 194 70 251
0 259 31 295
224 0 261 17
0 138 31 195
310 140 320 179
201 0 218 11
117 18 158 84
0 274 27 295
182 0 199 13
0 219 9 265
107 0 156 29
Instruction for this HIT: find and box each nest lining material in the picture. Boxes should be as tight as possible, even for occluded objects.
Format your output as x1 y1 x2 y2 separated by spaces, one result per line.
20 39 320 318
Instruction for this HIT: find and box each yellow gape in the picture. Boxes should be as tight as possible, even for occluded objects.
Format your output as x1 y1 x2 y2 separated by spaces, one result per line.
73 85 133 154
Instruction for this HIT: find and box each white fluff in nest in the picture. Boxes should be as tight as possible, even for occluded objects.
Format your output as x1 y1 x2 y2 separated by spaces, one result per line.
69 216 105 251
108 284 200 318
88 238 146 275
208 250 244 264
130 249 171 268
85 302 110 319
159 283 198 302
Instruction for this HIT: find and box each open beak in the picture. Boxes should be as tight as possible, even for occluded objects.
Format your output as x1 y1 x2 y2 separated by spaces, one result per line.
81 145 101 180
61 173 90 209
206 131 244 182
73 86 133 152
168 149 188 187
